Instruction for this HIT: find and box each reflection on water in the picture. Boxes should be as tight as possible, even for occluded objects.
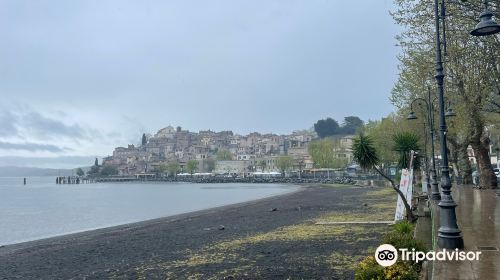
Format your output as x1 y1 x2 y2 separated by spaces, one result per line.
0 177 296 245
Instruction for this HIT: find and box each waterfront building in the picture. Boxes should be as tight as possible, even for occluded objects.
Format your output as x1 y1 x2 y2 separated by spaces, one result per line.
103 125 345 176
214 160 249 176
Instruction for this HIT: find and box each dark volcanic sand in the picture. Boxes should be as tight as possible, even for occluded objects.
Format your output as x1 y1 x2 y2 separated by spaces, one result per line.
0 185 393 280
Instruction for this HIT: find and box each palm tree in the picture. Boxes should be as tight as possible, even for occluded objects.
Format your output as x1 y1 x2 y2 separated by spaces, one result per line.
393 132 422 189
393 132 420 169
352 133 415 221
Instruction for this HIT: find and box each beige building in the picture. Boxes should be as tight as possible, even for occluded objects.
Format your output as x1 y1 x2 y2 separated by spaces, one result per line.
214 160 250 175
336 135 355 163
105 126 327 176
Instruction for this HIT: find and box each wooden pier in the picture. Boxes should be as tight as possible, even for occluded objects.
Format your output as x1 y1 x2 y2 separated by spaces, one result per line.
56 176 96 184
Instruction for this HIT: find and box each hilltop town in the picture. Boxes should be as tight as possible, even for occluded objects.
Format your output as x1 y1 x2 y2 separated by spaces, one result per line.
101 125 355 177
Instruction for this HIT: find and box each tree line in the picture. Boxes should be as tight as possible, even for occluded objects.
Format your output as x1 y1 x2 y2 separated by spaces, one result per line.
388 0 499 188
313 116 364 138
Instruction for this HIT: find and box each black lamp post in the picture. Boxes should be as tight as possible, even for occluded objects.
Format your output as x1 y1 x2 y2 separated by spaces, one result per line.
433 0 464 249
407 87 446 201
417 0 499 250
408 113 433 197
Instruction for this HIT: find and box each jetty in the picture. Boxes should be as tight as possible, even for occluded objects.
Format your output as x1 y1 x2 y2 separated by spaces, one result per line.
56 176 96 184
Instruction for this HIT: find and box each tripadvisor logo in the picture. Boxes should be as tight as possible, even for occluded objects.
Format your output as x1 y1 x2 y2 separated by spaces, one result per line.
375 244 398 267
375 244 482 267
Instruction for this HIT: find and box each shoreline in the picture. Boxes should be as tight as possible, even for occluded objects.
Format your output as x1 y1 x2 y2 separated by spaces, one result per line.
100 176 358 185
0 184 306 253
0 184 394 279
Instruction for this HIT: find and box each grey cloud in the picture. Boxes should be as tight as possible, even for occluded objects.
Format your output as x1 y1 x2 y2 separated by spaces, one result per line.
0 111 19 137
23 112 85 139
0 107 130 158
0 0 401 160
0 1 400 136
0 141 72 153
107 132 121 138
0 108 108 143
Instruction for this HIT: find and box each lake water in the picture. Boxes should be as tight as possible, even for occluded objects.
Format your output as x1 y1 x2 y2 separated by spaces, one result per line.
0 177 296 245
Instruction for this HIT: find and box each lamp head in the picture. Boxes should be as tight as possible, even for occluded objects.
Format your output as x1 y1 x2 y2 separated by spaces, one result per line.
407 111 418 120
445 108 457 118
471 10 500 36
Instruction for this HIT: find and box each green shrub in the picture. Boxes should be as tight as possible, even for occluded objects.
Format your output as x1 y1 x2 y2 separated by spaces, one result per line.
393 221 414 235
355 256 418 280
355 221 425 279
383 231 426 253
383 261 419 280
355 256 384 280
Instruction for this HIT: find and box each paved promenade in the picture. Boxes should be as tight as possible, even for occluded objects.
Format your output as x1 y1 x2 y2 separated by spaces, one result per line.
433 185 500 280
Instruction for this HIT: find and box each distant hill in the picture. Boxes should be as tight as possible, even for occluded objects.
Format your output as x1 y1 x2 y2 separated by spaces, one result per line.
0 166 75 177
0 156 100 169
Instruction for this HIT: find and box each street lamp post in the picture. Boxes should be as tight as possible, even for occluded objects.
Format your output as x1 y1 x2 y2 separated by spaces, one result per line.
496 135 500 169
421 126 430 195
433 0 464 249
411 0 500 250
409 114 432 196
407 87 442 200
431 0 500 249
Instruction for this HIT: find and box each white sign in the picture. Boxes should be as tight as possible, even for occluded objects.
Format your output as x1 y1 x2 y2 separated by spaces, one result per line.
394 151 415 221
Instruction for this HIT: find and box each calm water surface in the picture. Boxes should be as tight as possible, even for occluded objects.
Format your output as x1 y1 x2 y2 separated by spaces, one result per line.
0 177 296 245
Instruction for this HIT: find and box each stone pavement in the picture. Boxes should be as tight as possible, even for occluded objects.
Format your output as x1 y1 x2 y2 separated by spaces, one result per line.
432 185 500 280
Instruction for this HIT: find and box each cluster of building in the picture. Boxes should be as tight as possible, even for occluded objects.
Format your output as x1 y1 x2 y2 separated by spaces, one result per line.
102 126 355 176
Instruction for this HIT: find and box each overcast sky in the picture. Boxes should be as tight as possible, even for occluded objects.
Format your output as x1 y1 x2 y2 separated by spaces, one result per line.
0 0 400 168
